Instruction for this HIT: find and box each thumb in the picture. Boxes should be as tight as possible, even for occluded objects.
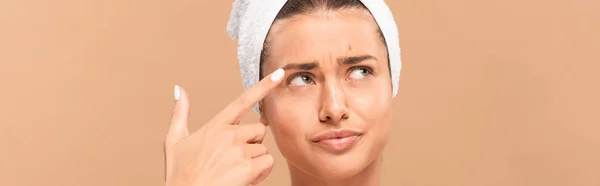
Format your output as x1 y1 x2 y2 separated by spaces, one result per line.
166 85 190 147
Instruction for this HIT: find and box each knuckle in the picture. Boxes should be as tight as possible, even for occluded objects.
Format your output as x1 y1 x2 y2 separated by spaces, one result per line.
227 124 240 131
237 159 252 172
256 81 268 92
225 126 238 140
222 134 235 145
255 123 267 131
231 146 245 159
215 126 236 141
254 124 267 143
260 125 267 136
255 145 268 156
164 136 178 148
171 106 186 117
163 138 173 148
261 144 269 154
170 107 178 117
230 146 250 163
250 123 265 133
265 154 274 165
236 95 250 108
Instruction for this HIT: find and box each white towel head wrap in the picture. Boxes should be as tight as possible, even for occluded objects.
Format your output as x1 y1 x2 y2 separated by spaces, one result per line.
227 0 402 113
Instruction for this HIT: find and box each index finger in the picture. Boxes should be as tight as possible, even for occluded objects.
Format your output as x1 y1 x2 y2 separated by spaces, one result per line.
215 68 285 124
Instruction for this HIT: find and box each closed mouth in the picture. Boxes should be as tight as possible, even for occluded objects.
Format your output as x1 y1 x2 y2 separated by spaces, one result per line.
310 129 363 153
311 129 363 142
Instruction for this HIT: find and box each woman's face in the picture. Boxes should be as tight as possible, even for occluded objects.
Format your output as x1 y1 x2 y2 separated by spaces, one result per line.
260 8 393 180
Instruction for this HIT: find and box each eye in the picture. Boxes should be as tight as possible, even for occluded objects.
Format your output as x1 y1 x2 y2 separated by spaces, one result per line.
348 66 372 80
288 74 314 86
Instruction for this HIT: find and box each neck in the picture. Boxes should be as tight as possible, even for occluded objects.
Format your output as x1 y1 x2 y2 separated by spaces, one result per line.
289 156 382 186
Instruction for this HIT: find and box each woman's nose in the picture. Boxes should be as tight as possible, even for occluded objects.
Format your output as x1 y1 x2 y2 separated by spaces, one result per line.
318 83 349 123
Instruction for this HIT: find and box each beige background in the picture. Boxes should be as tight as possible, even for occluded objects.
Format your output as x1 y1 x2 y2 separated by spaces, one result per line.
1 0 599 185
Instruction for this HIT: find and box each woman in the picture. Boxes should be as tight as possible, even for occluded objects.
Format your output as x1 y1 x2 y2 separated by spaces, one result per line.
164 0 401 185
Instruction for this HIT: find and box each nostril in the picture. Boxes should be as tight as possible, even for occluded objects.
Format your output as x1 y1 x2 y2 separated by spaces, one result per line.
320 116 331 123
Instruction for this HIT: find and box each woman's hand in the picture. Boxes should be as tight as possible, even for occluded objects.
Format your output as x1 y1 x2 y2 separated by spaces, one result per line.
164 69 285 186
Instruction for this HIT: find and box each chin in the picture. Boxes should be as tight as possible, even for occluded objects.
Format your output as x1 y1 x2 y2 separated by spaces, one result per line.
299 144 381 181
315 157 371 181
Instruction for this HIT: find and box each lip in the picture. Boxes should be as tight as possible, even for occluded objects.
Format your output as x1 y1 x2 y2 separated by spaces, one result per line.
310 129 363 153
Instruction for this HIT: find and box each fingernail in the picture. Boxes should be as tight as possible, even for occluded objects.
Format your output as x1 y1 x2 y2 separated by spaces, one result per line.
174 85 181 101
270 68 285 82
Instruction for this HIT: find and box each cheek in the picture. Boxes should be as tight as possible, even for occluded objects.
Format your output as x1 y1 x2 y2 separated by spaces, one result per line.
346 78 393 136
347 77 392 115
348 94 392 158
262 94 317 141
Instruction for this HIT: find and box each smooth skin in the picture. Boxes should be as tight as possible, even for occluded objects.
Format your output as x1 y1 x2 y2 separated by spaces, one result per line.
164 69 285 186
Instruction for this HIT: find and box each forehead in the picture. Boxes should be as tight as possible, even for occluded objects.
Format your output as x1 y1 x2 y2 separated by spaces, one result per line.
264 9 387 69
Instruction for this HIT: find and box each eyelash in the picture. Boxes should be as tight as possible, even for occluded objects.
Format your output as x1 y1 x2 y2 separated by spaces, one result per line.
285 66 374 86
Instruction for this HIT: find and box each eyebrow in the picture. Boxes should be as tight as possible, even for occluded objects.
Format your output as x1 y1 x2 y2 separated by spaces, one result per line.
283 62 319 71
281 55 377 71
338 55 377 65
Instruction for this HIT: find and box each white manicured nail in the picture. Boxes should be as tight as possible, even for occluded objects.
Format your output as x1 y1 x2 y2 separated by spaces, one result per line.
270 68 285 82
174 85 181 101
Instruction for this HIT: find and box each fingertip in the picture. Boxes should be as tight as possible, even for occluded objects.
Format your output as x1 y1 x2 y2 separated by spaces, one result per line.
173 85 189 108
174 85 181 101
168 85 190 142
269 68 285 82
